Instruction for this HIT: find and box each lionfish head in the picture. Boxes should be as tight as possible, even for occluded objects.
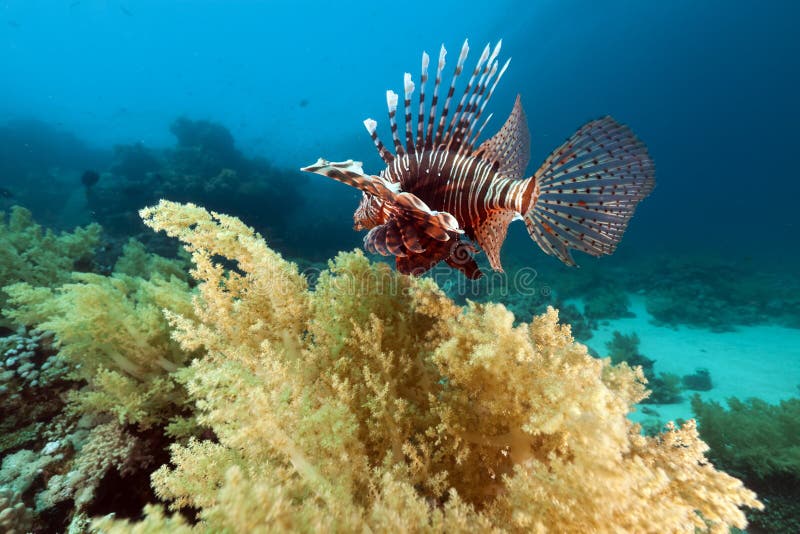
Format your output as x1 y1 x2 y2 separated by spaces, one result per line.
353 193 386 231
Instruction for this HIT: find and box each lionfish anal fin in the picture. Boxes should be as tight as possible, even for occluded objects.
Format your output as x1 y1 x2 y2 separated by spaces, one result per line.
473 95 530 180
471 209 516 272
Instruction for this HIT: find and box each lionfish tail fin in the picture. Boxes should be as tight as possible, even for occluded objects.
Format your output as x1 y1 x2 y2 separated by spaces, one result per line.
520 116 655 266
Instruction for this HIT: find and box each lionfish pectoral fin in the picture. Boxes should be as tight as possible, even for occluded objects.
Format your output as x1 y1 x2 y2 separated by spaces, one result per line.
364 219 409 257
365 207 461 257
473 209 516 272
301 159 462 242
383 190 461 242
521 116 656 266
300 158 397 199
473 95 530 180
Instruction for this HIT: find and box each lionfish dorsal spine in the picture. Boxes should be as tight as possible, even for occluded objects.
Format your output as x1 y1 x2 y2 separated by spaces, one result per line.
363 39 510 164
443 42 490 151
415 52 429 153
466 57 510 152
462 60 499 151
434 39 469 148
425 45 446 150
386 90 404 157
458 41 501 156
425 44 447 150
403 73 415 154
454 44 493 155
363 118 393 164
468 112 493 153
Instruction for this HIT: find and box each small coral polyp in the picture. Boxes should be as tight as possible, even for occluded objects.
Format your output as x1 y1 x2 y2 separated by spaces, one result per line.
91 200 761 532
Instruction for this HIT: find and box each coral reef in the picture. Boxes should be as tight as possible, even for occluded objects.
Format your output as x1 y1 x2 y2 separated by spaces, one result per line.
682 368 713 391
1 328 69 402
582 285 633 320
0 411 157 533
692 396 800 481
506 249 800 331
4 267 194 430
91 200 760 533
1 227 195 530
0 119 111 225
554 303 596 341
605 331 684 404
0 486 33 534
640 255 800 331
36 420 135 511
169 117 240 169
434 264 599 340
0 326 75 463
110 143 162 183
692 395 800 532
0 206 102 326
0 200 768 532
86 118 314 258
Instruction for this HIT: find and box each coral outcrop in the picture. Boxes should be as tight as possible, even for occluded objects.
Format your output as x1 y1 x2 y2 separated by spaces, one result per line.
86 118 312 257
4 258 194 429
0 206 101 326
92 200 761 533
693 395 800 532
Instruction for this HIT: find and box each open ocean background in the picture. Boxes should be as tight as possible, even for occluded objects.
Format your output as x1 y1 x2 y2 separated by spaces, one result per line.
2 1 800 531
2 0 798 259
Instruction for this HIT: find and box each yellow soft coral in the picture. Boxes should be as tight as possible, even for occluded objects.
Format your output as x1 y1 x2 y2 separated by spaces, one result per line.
0 206 101 326
106 200 760 533
4 269 194 429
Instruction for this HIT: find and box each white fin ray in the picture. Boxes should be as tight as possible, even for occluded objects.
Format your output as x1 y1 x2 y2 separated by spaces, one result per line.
386 90 404 156
359 39 512 160
444 42 490 148
434 39 470 147
416 52 429 152
403 72 415 153
425 45 447 149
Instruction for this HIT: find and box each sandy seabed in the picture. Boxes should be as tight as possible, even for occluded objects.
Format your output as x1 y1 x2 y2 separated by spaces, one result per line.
585 295 800 424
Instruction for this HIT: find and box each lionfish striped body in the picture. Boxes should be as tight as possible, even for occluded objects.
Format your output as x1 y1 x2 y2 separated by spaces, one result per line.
302 40 655 278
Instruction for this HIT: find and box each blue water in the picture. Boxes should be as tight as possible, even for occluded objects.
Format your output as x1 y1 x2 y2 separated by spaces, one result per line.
3 0 798 259
2 2 800 530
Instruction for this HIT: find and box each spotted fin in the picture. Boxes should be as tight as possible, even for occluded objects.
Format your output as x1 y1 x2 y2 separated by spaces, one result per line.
471 209 516 271
521 116 656 266
473 95 530 179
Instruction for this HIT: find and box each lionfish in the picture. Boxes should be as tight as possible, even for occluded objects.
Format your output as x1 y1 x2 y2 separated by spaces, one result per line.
302 40 655 279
